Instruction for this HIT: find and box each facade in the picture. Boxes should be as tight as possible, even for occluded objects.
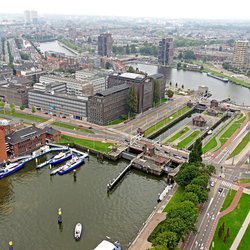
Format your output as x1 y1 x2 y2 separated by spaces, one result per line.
0 126 7 163
75 70 106 93
88 84 129 125
6 125 47 157
40 75 93 96
108 72 164 113
0 83 30 106
28 90 88 119
158 38 174 66
24 10 38 24
98 33 113 57
233 40 249 68
33 82 66 93
192 115 207 127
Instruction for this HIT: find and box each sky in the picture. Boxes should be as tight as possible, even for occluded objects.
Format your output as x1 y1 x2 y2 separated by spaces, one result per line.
1 0 250 20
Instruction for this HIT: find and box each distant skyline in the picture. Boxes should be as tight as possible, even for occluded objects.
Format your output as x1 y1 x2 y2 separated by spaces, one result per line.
1 0 250 20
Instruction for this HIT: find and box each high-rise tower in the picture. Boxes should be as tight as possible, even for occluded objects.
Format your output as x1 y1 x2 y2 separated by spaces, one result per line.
98 33 113 57
158 38 174 66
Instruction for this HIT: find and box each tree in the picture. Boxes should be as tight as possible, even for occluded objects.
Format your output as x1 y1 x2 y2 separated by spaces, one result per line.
130 44 137 54
181 84 184 89
226 228 230 238
183 50 196 60
153 80 160 105
191 175 209 189
127 66 136 73
166 89 174 98
0 100 5 110
105 61 113 69
178 52 183 60
31 106 36 113
10 103 15 114
169 81 172 86
177 62 182 69
181 192 199 206
166 217 190 240
175 83 178 88
152 231 178 250
19 104 25 111
189 138 202 164
206 164 216 175
175 164 201 187
168 201 198 230
185 184 209 203
150 246 167 250
126 44 130 54
127 86 138 114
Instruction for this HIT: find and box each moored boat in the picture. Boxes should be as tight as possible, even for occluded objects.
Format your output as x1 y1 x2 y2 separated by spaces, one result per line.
207 72 229 82
58 156 85 175
50 151 73 165
0 161 25 179
94 240 121 250
74 223 82 240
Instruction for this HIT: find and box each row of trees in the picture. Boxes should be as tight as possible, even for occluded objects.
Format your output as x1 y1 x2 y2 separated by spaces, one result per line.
149 139 215 249
0 101 35 113
7 41 14 68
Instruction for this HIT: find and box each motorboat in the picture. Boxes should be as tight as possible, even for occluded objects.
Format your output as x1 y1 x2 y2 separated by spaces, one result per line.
58 156 85 175
94 240 121 250
36 159 52 169
0 161 25 179
50 151 73 165
74 223 82 240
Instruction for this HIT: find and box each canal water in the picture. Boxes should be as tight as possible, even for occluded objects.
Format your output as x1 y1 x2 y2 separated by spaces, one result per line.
0 154 165 250
38 40 76 56
131 63 250 106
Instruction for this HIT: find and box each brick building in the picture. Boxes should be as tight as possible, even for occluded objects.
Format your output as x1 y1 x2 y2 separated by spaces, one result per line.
5 125 61 157
0 126 7 163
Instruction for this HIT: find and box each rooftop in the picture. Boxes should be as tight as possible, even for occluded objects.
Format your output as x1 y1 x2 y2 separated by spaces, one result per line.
96 83 129 97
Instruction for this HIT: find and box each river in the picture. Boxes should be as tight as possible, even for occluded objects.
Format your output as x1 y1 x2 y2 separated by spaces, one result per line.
0 154 165 250
131 63 250 106
38 40 76 56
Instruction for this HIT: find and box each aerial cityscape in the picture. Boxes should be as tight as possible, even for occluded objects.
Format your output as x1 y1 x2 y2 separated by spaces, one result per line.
0 1 250 250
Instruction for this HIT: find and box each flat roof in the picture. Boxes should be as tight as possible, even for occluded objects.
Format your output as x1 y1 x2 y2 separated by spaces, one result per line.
120 72 145 79
96 83 129 97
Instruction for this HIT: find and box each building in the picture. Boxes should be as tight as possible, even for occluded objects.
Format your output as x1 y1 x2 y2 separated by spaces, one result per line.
233 40 249 68
0 124 7 163
40 75 93 96
87 84 129 125
6 125 46 157
75 70 107 93
158 38 174 66
24 10 38 24
28 90 88 120
98 33 113 57
43 127 61 142
107 72 165 113
192 115 207 127
33 82 66 93
210 100 219 108
0 83 30 106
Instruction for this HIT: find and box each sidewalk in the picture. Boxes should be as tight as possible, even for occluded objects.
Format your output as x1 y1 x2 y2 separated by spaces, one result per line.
230 211 250 250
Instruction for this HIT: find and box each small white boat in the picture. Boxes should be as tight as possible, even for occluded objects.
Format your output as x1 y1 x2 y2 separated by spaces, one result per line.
94 240 121 250
74 223 82 240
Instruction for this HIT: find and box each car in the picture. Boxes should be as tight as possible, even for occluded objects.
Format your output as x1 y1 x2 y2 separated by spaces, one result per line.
88 126 93 129
210 181 215 187
218 187 223 193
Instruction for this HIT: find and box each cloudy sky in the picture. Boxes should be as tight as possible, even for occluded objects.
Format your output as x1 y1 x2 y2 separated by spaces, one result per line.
1 0 250 19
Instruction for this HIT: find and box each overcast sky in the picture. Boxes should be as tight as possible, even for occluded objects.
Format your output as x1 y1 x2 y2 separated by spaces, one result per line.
1 0 250 19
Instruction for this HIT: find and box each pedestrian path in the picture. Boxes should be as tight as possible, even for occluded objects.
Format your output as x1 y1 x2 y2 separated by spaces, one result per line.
230 211 250 250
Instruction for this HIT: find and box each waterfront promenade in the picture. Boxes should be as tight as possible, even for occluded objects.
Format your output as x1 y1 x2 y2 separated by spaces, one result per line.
128 184 177 250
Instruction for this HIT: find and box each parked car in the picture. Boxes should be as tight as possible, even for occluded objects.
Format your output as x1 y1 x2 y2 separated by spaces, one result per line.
210 181 215 187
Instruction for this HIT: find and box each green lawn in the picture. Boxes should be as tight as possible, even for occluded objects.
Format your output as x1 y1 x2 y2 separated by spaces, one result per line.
165 127 190 143
53 122 94 134
218 114 246 150
0 110 47 123
238 179 250 184
237 224 250 250
144 106 191 137
177 130 200 149
228 130 250 159
211 193 250 250
164 186 185 213
203 137 218 154
220 189 236 212
58 135 114 154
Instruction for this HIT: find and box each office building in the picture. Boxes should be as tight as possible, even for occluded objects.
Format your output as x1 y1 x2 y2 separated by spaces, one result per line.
98 33 113 57
233 40 249 68
28 90 88 120
24 10 38 24
40 75 93 96
88 84 129 125
158 38 174 66
107 72 165 113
